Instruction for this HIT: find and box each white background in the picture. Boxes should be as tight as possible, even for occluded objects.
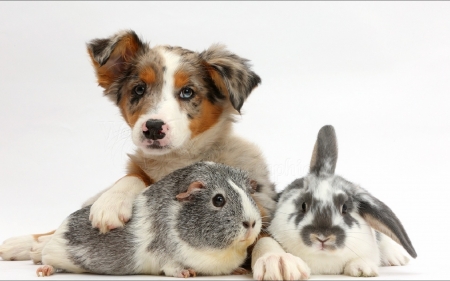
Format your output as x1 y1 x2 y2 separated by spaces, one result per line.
0 2 449 280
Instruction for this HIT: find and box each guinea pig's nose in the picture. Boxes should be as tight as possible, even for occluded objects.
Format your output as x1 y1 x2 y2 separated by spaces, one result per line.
143 119 166 140
243 221 256 229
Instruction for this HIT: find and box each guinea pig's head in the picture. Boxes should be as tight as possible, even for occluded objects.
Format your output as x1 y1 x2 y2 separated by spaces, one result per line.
175 162 261 251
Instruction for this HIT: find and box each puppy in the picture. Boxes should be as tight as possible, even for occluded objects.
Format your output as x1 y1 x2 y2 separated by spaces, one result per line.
0 30 278 267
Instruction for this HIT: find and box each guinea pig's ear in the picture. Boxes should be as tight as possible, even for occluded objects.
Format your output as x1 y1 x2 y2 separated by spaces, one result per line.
176 181 205 202
200 44 261 113
87 30 144 89
310 125 338 176
355 191 417 259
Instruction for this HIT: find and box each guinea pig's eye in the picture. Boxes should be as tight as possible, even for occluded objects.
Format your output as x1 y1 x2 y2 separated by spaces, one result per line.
179 87 195 100
341 204 348 214
212 194 226 207
134 84 146 96
301 202 307 212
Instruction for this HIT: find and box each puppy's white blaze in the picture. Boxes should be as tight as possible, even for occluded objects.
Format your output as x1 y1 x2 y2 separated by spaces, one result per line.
131 49 191 154
226 179 259 222
155 50 191 146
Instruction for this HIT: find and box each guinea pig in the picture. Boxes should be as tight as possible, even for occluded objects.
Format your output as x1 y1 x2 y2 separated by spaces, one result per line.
266 125 417 277
36 161 261 278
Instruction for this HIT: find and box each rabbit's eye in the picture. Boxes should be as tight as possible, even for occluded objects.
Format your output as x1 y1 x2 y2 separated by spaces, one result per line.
301 202 307 212
341 204 348 214
212 194 226 207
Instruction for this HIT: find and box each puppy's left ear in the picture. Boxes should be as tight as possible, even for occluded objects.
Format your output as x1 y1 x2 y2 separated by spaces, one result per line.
87 30 144 89
355 191 417 258
201 44 261 113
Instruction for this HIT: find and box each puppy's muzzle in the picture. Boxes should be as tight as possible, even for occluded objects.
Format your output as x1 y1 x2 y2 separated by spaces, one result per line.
143 119 166 140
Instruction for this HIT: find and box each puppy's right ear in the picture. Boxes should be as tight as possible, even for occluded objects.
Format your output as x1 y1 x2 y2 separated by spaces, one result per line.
87 30 144 88
200 44 261 113
176 181 205 202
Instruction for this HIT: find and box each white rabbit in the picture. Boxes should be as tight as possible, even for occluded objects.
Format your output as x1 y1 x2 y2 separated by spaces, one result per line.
255 125 416 278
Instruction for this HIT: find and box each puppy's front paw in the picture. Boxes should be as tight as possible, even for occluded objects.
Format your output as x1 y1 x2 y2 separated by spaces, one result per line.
89 191 134 233
0 235 33 261
253 252 310 280
344 259 378 277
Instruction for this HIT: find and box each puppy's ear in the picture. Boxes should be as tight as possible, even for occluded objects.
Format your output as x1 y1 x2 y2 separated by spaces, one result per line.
87 30 144 88
201 44 261 113
310 125 338 176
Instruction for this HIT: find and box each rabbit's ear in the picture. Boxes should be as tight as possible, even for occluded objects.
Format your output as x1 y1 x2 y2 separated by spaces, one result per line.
310 125 338 176
355 191 417 258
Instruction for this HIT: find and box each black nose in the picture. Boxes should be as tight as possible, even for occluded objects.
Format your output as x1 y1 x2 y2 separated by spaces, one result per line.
143 119 166 140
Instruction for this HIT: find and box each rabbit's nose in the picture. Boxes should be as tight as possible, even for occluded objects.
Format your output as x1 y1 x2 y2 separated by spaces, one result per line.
317 237 330 243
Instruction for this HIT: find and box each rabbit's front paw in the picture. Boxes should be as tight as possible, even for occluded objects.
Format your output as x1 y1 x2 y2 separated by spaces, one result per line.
253 252 310 280
89 190 134 233
344 259 378 277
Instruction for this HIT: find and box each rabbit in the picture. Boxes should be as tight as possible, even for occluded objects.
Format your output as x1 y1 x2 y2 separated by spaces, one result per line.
35 161 261 278
260 125 417 278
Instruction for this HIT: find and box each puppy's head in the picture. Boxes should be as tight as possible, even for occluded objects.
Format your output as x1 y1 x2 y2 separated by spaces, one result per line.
87 30 261 155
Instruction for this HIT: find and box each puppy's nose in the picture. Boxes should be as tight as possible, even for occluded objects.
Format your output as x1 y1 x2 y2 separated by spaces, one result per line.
143 119 166 140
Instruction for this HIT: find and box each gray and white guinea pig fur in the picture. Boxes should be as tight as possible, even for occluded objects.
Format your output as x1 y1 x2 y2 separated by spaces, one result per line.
268 125 417 277
36 161 261 278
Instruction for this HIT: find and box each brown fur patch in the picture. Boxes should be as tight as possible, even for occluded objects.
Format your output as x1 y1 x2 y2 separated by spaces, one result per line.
203 62 230 98
117 93 145 128
32 230 56 242
174 71 189 89
140 67 156 84
88 33 141 89
189 99 223 138
126 160 154 186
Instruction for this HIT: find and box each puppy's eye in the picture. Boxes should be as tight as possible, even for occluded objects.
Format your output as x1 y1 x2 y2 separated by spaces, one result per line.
179 87 194 100
212 194 226 207
301 202 307 212
134 85 146 96
341 204 348 214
